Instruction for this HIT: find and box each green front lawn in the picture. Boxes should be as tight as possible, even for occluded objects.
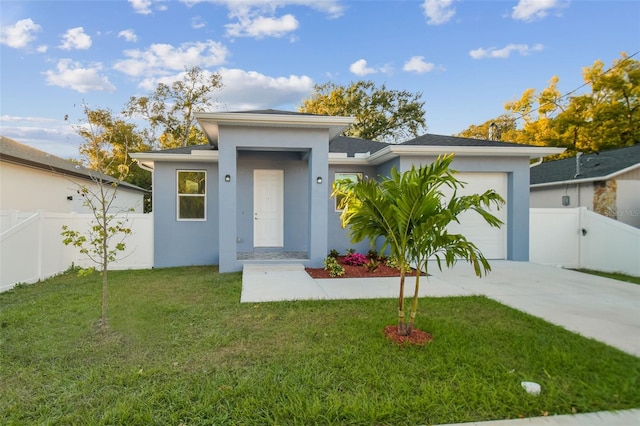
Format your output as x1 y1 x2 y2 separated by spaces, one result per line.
575 269 640 285
1 267 639 425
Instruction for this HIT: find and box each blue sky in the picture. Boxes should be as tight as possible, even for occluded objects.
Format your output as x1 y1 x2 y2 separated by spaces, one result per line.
1 0 639 158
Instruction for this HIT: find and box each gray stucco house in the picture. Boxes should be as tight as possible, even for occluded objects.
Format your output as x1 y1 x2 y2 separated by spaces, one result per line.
131 110 563 273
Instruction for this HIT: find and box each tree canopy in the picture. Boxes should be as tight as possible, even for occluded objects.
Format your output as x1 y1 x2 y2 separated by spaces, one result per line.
124 66 223 149
73 106 152 211
298 80 427 142
458 52 639 157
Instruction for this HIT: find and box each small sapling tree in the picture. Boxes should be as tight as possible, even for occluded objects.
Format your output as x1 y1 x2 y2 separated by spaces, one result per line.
61 105 137 328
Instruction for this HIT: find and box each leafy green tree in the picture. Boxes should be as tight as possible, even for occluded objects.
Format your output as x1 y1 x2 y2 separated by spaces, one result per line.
299 80 427 142
74 107 152 212
125 66 223 149
333 154 504 336
554 53 640 153
62 104 135 328
458 53 639 156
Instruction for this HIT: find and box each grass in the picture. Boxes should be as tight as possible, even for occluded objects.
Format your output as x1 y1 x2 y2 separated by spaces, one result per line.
575 269 640 285
1 267 639 425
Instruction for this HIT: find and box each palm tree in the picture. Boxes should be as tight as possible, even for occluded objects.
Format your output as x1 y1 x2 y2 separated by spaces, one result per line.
333 154 505 336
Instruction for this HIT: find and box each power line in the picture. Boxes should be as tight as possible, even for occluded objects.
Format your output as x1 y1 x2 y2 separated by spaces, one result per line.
513 50 639 120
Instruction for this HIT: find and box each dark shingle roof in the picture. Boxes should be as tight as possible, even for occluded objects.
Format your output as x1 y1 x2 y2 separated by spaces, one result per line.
329 136 389 156
402 133 538 148
530 144 640 185
228 109 325 117
0 136 147 192
142 137 385 158
146 144 217 154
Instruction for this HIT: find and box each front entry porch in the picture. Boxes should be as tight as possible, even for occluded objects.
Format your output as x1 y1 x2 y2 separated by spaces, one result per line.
237 251 309 261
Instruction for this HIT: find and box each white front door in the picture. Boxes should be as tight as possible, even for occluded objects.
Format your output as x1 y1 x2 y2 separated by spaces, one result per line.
253 169 284 247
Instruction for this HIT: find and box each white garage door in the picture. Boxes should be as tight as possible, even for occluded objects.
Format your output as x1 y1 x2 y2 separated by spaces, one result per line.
443 173 507 259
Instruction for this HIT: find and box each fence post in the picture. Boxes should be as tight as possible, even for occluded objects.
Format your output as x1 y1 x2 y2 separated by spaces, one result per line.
37 211 44 281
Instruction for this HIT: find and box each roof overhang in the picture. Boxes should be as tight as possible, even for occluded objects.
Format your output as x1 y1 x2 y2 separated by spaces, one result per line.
130 150 219 171
366 145 566 166
195 112 355 147
530 162 640 188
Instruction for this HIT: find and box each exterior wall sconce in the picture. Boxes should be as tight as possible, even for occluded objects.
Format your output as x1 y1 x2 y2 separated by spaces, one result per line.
316 176 323 184
224 174 231 182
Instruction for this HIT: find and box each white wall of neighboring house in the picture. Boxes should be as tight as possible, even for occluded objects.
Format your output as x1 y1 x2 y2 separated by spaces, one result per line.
530 183 593 210
0 161 144 214
616 169 640 228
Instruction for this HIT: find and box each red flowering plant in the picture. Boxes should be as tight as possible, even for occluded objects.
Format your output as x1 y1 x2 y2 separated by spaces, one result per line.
343 252 367 266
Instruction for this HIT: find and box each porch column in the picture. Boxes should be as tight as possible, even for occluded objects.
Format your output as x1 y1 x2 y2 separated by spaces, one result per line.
218 145 239 272
308 146 329 268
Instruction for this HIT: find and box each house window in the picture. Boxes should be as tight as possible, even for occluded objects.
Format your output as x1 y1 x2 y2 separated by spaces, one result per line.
334 172 362 211
177 170 206 220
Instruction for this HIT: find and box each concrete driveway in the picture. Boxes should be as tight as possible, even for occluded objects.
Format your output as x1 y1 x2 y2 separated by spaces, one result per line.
241 261 640 357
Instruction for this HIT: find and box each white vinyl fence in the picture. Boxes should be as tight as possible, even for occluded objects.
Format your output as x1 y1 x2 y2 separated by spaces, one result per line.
0 211 153 292
530 207 640 276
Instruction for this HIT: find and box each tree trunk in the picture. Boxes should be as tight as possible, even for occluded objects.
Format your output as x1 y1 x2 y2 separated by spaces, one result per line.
101 268 108 328
100 211 108 329
397 272 407 335
407 270 422 335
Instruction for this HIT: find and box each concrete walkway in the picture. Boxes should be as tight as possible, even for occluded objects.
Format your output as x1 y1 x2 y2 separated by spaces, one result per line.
240 261 640 425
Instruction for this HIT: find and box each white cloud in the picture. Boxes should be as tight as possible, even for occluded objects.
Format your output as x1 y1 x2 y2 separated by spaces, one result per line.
226 13 299 38
192 16 207 29
216 68 315 110
129 0 153 14
1 115 57 123
0 115 84 158
403 56 436 73
512 0 566 22
184 0 345 19
0 18 42 49
349 59 378 76
43 59 116 93
185 0 344 38
113 40 229 77
469 43 544 59
36 45 48 53
59 27 92 50
134 67 314 110
118 29 138 42
421 0 456 25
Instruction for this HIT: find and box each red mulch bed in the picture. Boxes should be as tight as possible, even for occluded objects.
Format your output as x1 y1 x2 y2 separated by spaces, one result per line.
383 325 433 346
305 256 419 279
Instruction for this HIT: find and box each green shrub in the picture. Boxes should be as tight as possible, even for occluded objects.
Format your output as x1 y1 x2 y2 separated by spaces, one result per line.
323 256 345 277
365 258 380 272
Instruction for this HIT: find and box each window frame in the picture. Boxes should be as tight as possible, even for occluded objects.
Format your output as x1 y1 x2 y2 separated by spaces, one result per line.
334 172 362 212
176 169 207 221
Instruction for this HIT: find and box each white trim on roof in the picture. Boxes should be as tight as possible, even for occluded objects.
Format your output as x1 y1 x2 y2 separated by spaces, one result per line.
130 151 220 171
530 162 640 188
366 145 565 165
196 112 355 146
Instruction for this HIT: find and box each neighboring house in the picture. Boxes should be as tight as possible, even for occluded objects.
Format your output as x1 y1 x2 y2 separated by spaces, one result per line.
0 136 146 214
530 144 640 228
131 109 563 272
